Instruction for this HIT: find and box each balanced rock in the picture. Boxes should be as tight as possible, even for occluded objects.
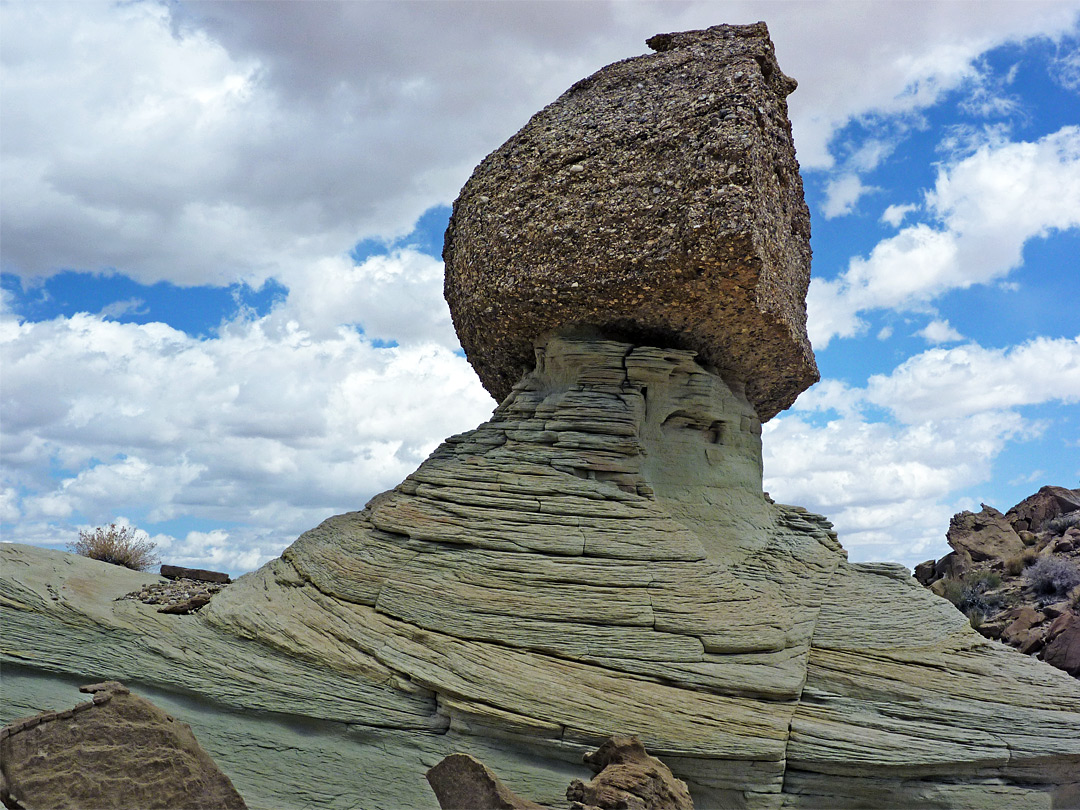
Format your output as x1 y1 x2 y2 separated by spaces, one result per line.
4 24 1080 810
0 681 246 810
444 22 817 420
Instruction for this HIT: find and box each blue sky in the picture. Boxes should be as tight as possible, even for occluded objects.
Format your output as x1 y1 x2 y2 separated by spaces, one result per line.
2 1 1078 574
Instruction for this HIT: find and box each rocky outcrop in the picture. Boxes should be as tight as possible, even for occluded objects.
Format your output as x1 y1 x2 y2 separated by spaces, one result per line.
1006 486 1080 535
917 487 1080 677
567 736 692 810
3 24 1079 810
0 681 246 810
946 504 1026 563
443 22 817 420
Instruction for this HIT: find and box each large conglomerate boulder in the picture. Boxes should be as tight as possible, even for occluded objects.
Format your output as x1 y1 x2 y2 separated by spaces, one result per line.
444 22 817 421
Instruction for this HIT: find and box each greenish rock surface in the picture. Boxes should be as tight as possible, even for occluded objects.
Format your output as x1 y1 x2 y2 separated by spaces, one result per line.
3 337 1079 809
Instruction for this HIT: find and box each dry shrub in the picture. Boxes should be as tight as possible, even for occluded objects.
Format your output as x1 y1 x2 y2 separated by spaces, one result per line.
1006 549 1039 575
1024 556 1080 599
940 570 1004 620
68 523 159 572
1004 554 1028 576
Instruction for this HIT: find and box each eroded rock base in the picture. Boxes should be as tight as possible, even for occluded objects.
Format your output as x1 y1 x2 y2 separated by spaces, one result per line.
2 337 1079 810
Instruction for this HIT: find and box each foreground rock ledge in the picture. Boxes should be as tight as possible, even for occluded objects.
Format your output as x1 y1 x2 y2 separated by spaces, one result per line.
1 681 246 810
3 337 1078 809
444 22 818 420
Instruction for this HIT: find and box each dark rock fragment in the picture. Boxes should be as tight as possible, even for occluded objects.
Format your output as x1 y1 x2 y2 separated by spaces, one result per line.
161 564 231 584
426 753 545 810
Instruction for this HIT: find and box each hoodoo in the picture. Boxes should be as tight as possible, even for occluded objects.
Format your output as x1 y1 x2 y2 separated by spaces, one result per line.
3 23 1078 810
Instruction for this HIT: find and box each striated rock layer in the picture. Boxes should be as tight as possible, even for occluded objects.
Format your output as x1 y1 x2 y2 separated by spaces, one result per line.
3 336 1078 809
444 23 817 420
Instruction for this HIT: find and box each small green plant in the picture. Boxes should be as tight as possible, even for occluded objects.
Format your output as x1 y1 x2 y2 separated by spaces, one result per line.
68 523 159 572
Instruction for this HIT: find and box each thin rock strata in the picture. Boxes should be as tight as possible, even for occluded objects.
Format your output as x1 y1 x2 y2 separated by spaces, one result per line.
3 335 1078 808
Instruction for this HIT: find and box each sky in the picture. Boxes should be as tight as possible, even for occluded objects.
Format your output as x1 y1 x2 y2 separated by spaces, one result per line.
1 0 1078 576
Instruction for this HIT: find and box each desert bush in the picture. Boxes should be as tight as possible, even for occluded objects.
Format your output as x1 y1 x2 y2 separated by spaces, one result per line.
940 570 1005 620
68 523 159 571
1046 511 1080 534
1004 554 1027 576
1023 556 1080 599
969 570 1002 590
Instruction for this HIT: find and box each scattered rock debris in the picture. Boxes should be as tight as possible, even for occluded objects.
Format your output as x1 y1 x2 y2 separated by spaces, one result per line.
118 577 229 615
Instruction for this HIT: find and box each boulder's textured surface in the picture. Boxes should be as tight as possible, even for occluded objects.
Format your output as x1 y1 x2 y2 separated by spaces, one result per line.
947 504 1026 563
918 488 1080 678
443 22 817 420
427 754 545 810
567 735 693 810
3 337 1079 809
0 681 246 810
1006 486 1080 534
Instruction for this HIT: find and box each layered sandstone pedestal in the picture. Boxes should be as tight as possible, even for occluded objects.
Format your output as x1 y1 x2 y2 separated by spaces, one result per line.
3 336 1079 808
3 22 1078 810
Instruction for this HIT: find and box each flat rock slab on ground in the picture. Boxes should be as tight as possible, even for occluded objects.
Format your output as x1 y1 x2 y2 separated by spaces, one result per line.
1 681 247 810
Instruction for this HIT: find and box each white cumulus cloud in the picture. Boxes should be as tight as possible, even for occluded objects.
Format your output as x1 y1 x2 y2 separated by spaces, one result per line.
809 126 1080 348
767 335 1080 565
0 309 495 570
917 319 965 343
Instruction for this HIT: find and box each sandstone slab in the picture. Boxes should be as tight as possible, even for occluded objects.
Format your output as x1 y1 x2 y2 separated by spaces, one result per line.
1 680 246 810
443 23 817 420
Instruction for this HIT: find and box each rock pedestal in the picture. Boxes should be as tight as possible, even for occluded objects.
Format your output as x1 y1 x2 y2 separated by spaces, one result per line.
3 336 1078 809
